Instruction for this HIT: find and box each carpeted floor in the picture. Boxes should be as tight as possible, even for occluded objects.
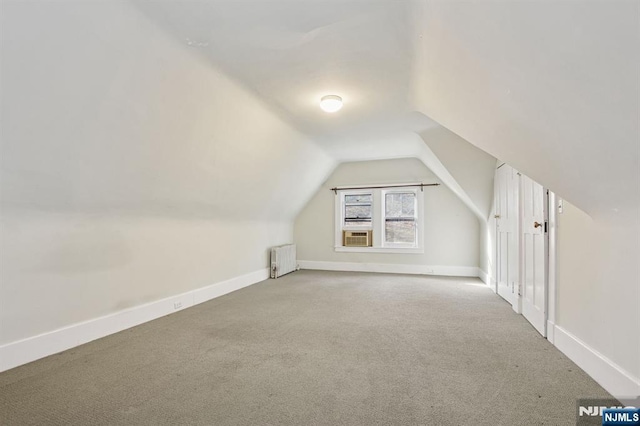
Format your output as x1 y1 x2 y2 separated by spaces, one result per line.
0 270 612 425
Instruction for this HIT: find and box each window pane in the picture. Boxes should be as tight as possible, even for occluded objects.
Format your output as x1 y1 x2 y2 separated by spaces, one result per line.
385 192 415 218
344 193 372 226
345 194 372 204
344 204 372 225
385 219 416 244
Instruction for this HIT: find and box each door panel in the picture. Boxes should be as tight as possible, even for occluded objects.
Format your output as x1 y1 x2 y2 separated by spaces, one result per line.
495 165 518 308
521 174 546 335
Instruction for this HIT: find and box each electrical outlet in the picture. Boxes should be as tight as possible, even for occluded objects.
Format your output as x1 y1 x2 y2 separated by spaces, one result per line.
558 199 564 214
173 301 182 310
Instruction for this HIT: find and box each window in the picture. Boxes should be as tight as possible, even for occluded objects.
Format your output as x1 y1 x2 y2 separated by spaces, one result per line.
344 193 372 227
384 191 417 246
335 185 423 253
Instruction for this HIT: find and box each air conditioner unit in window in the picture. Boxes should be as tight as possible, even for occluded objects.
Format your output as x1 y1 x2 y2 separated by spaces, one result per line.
343 230 372 247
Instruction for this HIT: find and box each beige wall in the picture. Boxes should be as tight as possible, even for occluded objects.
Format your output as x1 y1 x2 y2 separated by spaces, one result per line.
294 158 480 268
556 201 640 379
0 213 292 344
0 1 334 345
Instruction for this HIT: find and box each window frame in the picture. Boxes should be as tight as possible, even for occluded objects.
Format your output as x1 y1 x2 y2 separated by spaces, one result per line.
381 188 419 249
341 190 374 231
334 185 424 254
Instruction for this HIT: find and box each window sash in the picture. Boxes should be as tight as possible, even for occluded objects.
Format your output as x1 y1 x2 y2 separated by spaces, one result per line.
382 190 418 247
342 191 373 228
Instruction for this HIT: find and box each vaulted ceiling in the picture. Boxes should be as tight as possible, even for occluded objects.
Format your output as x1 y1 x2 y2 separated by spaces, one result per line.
133 0 438 161
3 0 637 223
411 0 639 223
132 0 497 219
132 0 639 224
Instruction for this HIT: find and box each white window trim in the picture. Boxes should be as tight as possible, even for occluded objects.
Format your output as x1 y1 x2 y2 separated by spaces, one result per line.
334 185 424 254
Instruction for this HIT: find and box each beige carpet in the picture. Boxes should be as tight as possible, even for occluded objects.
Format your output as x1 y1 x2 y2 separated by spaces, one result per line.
0 270 612 425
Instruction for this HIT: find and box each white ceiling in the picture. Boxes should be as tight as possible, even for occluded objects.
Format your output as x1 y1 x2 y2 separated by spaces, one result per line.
133 0 439 161
411 0 639 220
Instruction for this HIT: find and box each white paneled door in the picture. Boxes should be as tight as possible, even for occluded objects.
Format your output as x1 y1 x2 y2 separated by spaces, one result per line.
520 174 547 336
494 165 519 309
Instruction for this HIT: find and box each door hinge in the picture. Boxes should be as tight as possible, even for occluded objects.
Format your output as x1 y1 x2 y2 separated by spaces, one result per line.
512 282 522 296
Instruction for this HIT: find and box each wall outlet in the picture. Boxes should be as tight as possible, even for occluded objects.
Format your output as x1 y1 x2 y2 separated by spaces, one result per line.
558 199 564 214
173 301 182 310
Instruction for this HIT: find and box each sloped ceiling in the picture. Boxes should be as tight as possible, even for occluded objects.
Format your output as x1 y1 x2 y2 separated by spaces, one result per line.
132 0 496 219
5 0 635 224
419 126 497 219
411 0 639 222
132 0 441 160
7 0 635 227
0 0 336 221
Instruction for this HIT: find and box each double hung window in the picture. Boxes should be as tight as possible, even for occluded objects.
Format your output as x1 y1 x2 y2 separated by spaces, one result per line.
335 185 423 253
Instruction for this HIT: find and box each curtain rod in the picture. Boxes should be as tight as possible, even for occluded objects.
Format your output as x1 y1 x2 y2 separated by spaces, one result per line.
330 183 440 194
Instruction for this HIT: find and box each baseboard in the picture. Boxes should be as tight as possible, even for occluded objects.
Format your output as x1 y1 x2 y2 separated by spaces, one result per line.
298 260 480 278
546 320 556 344
552 324 640 402
0 268 270 373
478 269 497 291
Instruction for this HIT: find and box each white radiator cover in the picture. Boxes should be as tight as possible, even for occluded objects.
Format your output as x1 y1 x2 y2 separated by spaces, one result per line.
270 244 297 278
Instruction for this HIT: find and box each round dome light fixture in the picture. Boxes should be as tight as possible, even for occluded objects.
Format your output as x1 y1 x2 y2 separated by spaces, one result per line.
320 95 343 113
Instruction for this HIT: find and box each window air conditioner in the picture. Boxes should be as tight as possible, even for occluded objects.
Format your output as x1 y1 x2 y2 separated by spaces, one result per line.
343 230 372 247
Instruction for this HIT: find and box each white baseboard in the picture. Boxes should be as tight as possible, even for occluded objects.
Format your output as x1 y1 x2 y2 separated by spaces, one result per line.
552 324 640 401
546 320 556 344
0 268 269 373
478 269 497 292
298 260 480 278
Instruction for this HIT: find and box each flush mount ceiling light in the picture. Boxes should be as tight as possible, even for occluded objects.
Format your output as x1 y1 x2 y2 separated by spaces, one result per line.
320 95 343 113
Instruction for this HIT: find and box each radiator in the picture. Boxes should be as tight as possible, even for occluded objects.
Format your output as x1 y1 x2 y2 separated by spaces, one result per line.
270 244 297 279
